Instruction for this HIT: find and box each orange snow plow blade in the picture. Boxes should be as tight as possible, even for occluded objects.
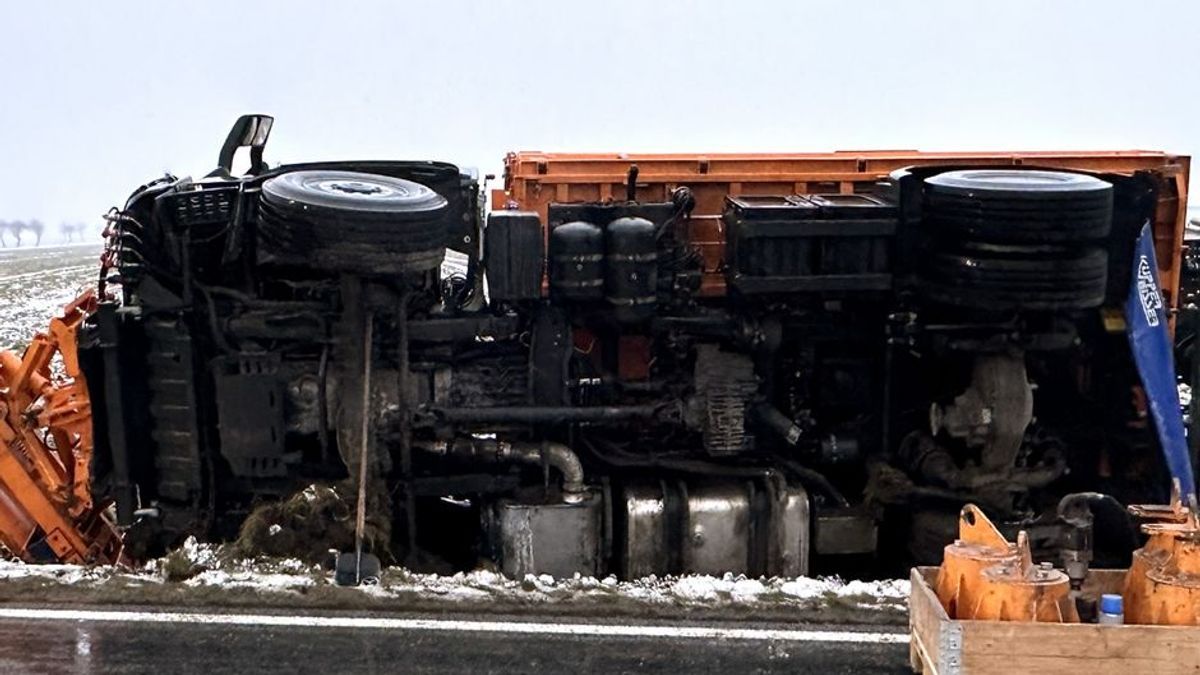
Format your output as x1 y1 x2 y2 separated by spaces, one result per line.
0 290 122 564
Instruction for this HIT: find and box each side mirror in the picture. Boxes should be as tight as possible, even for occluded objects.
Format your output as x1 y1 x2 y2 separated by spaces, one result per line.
209 114 274 178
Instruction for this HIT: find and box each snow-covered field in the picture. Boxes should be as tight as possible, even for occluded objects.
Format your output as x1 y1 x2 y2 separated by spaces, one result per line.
0 243 101 350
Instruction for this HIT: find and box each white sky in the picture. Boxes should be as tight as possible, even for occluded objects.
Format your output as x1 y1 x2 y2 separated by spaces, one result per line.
1 0 1197 226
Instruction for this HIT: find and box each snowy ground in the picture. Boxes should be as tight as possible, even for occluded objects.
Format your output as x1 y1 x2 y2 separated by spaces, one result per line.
0 243 101 350
0 538 908 623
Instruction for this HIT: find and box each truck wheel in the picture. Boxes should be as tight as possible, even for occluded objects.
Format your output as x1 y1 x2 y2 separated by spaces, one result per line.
924 169 1112 244
920 243 1108 310
259 170 448 274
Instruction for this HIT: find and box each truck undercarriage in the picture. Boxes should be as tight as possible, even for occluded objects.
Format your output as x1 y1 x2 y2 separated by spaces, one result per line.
9 115 1188 580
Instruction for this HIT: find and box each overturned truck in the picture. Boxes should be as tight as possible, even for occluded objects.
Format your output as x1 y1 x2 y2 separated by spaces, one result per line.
80 115 1193 578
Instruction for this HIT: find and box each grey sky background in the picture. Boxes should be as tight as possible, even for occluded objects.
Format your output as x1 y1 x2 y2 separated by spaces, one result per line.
1 0 1197 227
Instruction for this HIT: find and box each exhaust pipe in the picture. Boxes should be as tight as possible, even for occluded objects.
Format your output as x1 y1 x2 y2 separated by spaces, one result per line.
416 439 587 503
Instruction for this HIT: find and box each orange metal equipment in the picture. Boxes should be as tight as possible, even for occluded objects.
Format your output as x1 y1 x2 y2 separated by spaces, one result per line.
1124 485 1200 625
970 531 1079 623
935 504 1078 622
935 504 1018 618
0 291 122 564
498 149 1190 303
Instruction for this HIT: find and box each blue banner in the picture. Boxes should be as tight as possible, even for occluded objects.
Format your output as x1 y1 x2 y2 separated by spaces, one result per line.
1126 222 1196 498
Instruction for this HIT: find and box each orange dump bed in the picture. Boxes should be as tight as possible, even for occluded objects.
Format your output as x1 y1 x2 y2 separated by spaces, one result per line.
495 150 1190 302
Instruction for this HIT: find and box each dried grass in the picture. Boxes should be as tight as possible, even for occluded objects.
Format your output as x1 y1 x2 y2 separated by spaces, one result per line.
229 481 392 564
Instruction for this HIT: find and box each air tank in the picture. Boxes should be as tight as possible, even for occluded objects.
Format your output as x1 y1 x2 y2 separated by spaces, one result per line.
549 221 604 301
605 217 657 322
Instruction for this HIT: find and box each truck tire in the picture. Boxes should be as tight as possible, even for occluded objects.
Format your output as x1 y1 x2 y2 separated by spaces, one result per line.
259 170 448 274
920 243 1108 310
924 169 1112 244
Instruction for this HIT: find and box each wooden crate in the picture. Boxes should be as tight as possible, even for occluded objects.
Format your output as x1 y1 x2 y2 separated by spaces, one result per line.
909 567 1200 674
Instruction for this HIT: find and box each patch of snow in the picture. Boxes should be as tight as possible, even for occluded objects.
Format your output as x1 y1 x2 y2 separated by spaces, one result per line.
0 559 159 588
837 578 909 600
731 577 766 600
670 576 720 601
185 569 315 591
179 536 220 569
0 541 907 614
779 577 829 599
300 484 329 503
352 567 909 613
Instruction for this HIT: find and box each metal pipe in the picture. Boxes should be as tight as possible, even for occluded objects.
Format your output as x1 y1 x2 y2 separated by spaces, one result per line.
416 438 587 504
503 442 587 503
1057 492 1137 549
780 460 851 508
429 404 664 425
580 438 825 511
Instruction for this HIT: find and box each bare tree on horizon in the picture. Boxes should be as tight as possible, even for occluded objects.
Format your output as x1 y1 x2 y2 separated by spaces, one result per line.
0 220 45 248
59 222 93 243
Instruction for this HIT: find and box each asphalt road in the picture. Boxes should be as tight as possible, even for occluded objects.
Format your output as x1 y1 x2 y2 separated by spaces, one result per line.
0 606 910 674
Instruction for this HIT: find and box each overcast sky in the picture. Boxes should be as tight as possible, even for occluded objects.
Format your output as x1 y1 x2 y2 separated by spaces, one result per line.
1 0 1196 226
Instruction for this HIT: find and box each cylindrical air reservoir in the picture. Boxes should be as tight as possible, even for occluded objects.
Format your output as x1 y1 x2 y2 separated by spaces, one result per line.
605 216 657 322
549 221 604 301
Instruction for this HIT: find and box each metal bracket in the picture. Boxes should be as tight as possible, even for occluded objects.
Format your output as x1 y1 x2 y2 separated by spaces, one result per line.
937 622 963 675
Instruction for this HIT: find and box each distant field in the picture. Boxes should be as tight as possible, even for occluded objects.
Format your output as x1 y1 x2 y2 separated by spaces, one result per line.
0 244 102 350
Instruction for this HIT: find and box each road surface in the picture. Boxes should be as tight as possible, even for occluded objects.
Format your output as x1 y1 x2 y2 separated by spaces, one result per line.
0 606 910 674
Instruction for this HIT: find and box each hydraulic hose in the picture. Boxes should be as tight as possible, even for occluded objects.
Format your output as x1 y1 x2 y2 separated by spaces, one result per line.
752 403 803 446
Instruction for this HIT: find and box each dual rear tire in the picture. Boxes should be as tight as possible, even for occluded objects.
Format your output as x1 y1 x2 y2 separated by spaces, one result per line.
919 169 1113 311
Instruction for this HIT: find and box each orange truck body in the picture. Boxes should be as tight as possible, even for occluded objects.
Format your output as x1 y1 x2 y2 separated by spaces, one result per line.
495 150 1190 304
